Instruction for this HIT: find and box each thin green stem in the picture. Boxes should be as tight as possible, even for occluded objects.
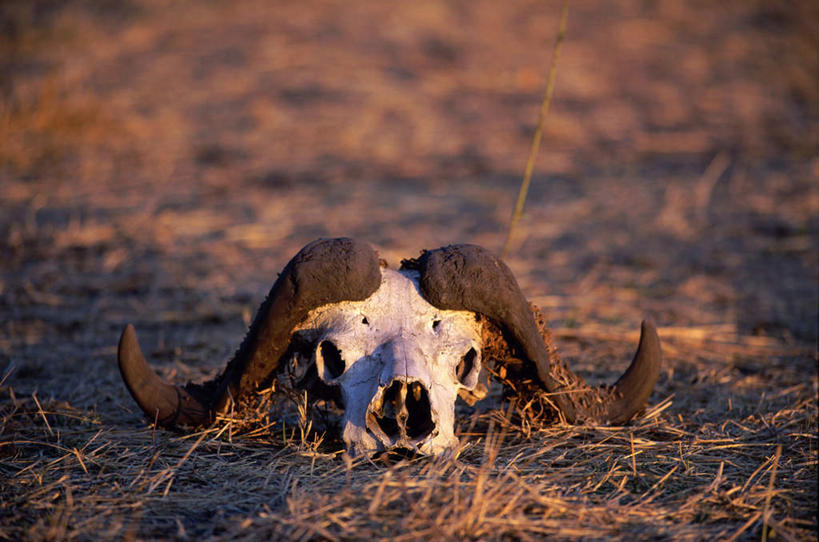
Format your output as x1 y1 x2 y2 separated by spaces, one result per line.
501 0 570 259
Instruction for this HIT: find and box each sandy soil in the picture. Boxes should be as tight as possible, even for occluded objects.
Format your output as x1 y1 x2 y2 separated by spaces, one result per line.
1 1 816 540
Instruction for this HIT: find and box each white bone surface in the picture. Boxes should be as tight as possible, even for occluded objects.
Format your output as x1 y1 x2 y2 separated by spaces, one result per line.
293 268 483 457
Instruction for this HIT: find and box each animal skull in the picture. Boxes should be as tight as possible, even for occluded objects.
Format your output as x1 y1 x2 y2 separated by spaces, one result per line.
117 238 662 457
292 268 482 456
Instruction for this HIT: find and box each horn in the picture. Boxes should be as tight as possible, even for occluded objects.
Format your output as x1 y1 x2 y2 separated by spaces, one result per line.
605 319 662 424
402 244 661 424
118 237 382 427
118 324 211 425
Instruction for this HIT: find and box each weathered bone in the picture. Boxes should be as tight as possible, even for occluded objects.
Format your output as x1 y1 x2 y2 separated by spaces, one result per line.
117 237 662 458
293 268 482 456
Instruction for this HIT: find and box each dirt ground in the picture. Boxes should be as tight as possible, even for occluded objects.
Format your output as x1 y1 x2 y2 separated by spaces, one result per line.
1 1 816 540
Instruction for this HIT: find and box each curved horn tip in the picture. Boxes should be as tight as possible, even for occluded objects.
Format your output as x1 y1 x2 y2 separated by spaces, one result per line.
637 319 662 365
117 324 144 377
604 318 662 425
641 318 657 337
117 325 210 427
119 323 136 350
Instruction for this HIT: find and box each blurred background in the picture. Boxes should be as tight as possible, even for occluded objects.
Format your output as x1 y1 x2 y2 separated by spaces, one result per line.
0 0 816 394
2 3 817 538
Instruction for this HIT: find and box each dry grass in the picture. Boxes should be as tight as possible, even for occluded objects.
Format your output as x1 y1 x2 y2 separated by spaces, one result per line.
1 0 817 540
1 350 815 540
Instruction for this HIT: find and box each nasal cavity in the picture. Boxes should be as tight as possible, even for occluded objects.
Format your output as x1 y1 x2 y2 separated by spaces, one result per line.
374 381 403 438
319 340 345 379
405 381 434 440
372 380 435 442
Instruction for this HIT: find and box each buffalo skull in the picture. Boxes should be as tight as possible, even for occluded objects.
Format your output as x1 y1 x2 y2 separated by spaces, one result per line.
118 238 662 456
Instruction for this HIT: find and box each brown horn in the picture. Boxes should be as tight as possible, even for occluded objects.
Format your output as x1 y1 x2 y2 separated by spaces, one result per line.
118 324 211 426
402 244 661 424
118 237 382 427
605 319 662 424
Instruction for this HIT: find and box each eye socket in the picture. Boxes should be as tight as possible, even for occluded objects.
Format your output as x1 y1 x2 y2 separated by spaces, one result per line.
432 319 441 330
361 316 369 325
320 340 346 379
456 347 477 384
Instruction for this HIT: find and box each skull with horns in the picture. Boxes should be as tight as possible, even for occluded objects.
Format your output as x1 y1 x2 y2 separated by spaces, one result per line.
118 238 662 456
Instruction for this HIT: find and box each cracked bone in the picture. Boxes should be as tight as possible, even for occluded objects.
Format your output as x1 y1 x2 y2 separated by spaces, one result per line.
296 268 482 456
